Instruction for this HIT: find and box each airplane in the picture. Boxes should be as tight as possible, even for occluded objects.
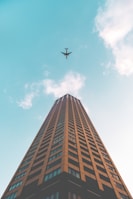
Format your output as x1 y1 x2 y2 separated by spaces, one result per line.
61 48 72 59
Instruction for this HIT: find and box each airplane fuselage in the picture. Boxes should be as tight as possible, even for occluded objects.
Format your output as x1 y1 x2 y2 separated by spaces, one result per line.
61 48 72 59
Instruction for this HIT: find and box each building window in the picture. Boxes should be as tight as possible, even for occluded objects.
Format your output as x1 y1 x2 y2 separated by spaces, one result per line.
68 145 77 152
49 151 62 161
79 141 87 147
50 145 62 155
69 140 76 146
4 192 17 199
52 141 62 148
22 158 31 165
80 146 88 152
54 132 63 139
81 151 90 159
115 182 125 190
9 181 22 191
68 158 79 167
92 152 100 159
53 135 63 144
84 166 95 175
96 165 106 173
89 142 96 148
104 158 112 165
31 161 43 171
44 168 61 182
69 136 76 143
46 158 61 170
119 193 130 199
27 170 41 180
18 164 29 172
15 172 25 180
34 155 46 164
82 158 92 166
107 165 115 172
111 173 119 180
99 174 110 183
78 136 86 142
91 147 98 153
40 143 49 150
68 167 80 178
68 151 78 159
94 158 103 165
78 132 84 138
102 153 109 159
42 192 59 199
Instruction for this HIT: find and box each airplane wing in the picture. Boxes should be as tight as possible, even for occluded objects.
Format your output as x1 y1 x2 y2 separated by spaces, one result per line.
61 52 66 55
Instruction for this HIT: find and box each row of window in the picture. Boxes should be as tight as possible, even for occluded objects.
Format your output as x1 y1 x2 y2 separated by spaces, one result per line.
27 169 41 180
49 151 62 161
111 173 119 180
25 151 35 160
44 168 61 182
31 161 44 171
18 164 29 172
68 151 78 159
9 181 22 191
68 158 79 167
69 136 76 143
47 158 61 170
15 172 25 180
50 145 62 155
80 145 88 152
68 167 80 179
84 166 95 175
40 159 80 182
37 148 47 157
78 135 86 143
26 134 43 157
42 133 51 143
100 174 110 183
68 144 77 152
115 182 125 190
81 151 90 159
54 129 64 138
45 126 54 136
52 141 62 148
22 157 31 166
39 143 49 151
79 141 87 147
4 192 17 199
34 154 46 164
53 136 63 144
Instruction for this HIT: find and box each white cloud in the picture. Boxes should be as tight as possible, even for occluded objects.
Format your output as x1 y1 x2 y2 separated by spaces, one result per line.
17 92 37 109
17 71 86 109
95 0 133 75
43 72 85 98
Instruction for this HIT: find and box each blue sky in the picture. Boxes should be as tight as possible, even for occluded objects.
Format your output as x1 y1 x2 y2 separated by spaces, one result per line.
0 0 133 197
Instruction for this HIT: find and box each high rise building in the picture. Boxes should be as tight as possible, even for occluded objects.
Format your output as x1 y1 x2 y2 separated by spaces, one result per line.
2 94 132 199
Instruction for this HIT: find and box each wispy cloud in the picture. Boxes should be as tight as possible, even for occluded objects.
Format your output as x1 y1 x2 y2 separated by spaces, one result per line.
17 92 37 109
95 0 133 76
17 71 86 109
43 71 85 98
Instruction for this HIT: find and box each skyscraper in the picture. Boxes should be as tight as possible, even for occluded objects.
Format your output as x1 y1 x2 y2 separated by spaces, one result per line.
2 94 132 199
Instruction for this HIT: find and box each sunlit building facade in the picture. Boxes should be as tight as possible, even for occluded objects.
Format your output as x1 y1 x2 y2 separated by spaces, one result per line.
2 94 132 199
